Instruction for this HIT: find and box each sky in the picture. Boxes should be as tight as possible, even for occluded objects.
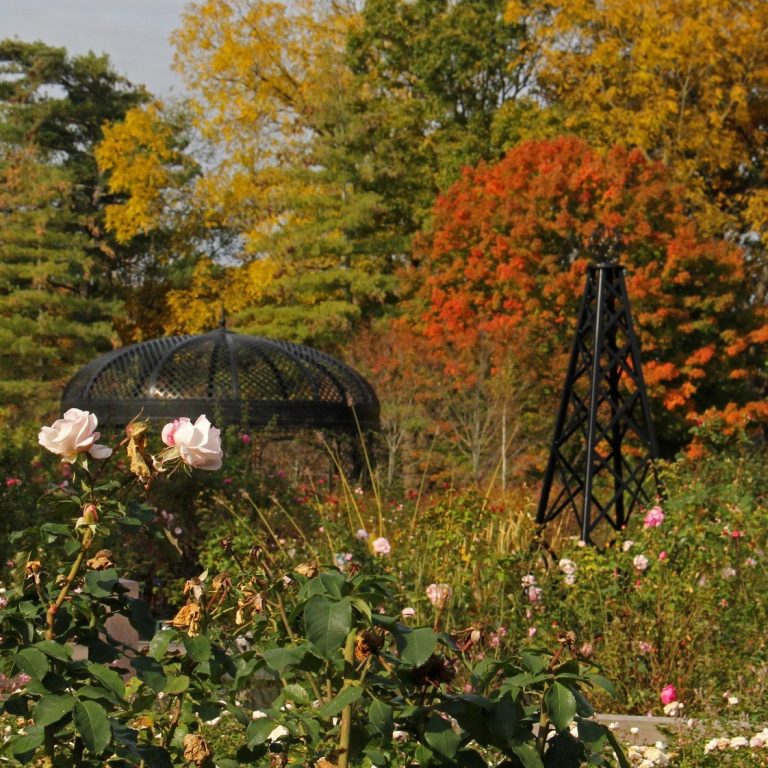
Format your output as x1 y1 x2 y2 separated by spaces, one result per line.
3 0 189 97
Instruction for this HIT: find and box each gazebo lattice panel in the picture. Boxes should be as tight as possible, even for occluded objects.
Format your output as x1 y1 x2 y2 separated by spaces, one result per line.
62 328 380 435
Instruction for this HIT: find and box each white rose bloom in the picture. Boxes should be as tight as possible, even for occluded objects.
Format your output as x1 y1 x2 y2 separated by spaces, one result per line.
162 415 223 470
38 408 112 462
633 554 649 572
729 736 749 749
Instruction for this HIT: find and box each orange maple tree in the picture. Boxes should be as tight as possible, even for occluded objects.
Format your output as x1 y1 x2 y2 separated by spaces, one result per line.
407 136 768 451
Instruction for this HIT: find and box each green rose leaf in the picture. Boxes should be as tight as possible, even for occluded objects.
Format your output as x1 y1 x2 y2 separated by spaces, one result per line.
74 700 111 755
424 713 461 759
318 571 346 599
318 684 364 718
304 597 352 659
148 628 177 660
522 651 547 675
131 656 167 692
544 682 577 732
246 715 280 747
34 640 72 662
10 726 45 760
33 694 76 726
84 568 119 598
262 645 307 673
183 634 212 663
368 698 394 740
396 627 438 667
88 663 126 699
165 674 190 694
510 741 545 768
587 673 617 698
128 598 157 640
14 648 49 680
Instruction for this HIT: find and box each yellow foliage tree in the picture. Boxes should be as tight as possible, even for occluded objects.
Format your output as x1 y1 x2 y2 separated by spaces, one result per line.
504 0 768 247
164 257 278 334
171 0 359 253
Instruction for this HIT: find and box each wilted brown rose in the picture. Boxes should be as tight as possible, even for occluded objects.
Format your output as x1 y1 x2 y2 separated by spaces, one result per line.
294 562 319 578
182 733 213 766
235 582 264 626
184 577 205 603
169 603 202 636
86 550 115 570
354 628 385 662
25 560 43 584
126 418 152 482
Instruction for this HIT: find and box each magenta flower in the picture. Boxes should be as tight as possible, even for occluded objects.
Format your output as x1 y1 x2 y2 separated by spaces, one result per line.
660 684 677 705
643 506 665 528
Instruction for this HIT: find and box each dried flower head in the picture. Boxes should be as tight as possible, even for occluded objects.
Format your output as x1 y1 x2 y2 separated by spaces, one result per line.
86 550 115 571
169 603 202 637
182 733 213 766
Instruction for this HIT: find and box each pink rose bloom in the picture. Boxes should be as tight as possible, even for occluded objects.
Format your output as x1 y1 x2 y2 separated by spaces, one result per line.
5 477 22 487
372 537 391 555
658 551 668 561
161 415 223 470
660 684 677 705
240 433 252 445
401 607 416 619
38 409 112 462
643 506 665 528
425 583 452 608
526 585 543 604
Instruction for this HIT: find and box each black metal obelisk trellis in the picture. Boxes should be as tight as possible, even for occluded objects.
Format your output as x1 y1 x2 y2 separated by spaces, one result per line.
537 255 661 543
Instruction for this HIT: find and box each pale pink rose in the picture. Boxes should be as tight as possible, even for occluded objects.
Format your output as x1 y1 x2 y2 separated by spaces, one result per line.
372 537 391 555
521 574 536 588
425 583 452 609
633 554 649 572
643 506 665 528
660 684 677 705
527 626 537 637
161 415 223 470
526 585 543 604
355 529 369 540
38 409 112 462
401 607 416 619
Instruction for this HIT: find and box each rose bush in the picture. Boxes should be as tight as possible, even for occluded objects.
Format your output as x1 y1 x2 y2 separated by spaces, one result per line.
0 413 630 768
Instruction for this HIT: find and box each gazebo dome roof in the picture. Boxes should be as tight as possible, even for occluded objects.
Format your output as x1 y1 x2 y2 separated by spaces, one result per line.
61 329 380 433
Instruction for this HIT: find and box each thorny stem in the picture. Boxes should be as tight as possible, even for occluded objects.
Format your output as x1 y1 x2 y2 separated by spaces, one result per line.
45 546 88 641
536 707 550 756
337 630 358 768
164 693 185 749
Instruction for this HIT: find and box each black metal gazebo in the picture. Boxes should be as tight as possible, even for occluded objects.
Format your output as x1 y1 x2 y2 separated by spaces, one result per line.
62 328 380 438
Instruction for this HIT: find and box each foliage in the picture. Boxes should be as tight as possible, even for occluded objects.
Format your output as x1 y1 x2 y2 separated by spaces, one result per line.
0 417 626 768
0 148 116 423
502 0 768 284
407 136 768 454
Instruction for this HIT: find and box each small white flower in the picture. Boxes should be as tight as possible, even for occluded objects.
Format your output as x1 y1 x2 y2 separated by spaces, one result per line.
521 574 537 588
558 558 577 575
622 540 635 552
721 566 737 579
727 695 739 705
729 736 749 749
